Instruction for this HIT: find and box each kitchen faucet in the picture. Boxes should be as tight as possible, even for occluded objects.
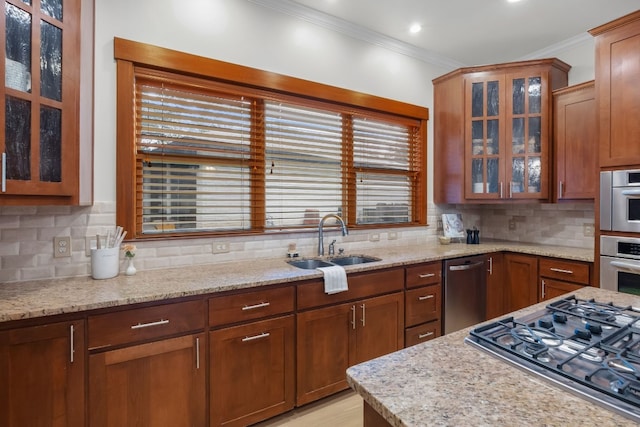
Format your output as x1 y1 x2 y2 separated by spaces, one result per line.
318 214 348 256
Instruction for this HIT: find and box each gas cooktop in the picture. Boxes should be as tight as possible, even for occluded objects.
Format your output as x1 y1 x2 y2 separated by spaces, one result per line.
466 296 640 422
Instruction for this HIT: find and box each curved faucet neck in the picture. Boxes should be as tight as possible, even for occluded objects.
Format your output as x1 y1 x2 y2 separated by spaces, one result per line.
318 214 348 256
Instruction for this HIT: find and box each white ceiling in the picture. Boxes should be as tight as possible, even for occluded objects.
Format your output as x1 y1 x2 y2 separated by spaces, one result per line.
253 0 640 68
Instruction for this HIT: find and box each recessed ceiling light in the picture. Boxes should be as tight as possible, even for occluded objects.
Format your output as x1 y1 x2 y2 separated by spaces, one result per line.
507 0 523 3
409 23 422 34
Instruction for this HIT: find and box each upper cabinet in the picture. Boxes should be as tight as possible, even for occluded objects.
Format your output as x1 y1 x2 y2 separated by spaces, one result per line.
552 81 596 201
590 10 640 168
433 59 570 204
0 0 93 205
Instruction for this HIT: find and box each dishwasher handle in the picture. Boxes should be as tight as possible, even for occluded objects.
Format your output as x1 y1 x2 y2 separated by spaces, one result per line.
448 261 484 271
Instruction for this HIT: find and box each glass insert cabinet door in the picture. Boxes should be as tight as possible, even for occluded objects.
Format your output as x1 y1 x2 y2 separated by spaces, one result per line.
506 73 546 198
466 74 505 199
1 0 76 197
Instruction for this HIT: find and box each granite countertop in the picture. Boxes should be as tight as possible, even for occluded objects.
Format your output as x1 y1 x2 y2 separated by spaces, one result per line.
0 240 593 324
346 287 637 427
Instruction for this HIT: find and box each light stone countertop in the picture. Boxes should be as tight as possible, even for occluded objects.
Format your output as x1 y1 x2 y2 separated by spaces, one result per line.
346 287 637 427
0 240 593 324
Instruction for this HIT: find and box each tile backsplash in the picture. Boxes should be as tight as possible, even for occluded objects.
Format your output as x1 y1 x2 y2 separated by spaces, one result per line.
0 202 594 283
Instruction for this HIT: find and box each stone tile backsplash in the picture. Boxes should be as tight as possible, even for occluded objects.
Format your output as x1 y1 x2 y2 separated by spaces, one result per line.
0 201 594 283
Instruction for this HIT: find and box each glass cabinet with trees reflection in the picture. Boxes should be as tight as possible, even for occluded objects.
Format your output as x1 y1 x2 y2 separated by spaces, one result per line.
463 60 570 201
1 0 81 202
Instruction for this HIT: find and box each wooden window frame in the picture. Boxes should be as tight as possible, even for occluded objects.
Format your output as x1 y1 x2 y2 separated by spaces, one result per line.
114 38 428 240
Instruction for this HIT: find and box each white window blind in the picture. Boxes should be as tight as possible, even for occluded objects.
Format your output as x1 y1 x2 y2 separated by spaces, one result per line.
265 101 343 229
136 78 255 234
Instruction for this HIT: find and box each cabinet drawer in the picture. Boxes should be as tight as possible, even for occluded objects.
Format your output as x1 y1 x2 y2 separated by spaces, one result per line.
539 258 590 285
405 284 441 327
88 300 205 350
209 286 295 328
405 320 441 348
405 262 441 289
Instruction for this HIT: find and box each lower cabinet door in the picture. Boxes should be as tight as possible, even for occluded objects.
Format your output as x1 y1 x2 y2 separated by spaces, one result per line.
541 278 584 301
296 302 355 406
210 315 295 427
354 292 404 365
0 320 85 427
89 333 206 427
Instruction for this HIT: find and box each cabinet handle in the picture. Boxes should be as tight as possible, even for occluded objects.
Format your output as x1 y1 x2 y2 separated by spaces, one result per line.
69 324 75 363
351 305 356 330
131 319 169 329
549 267 573 275
509 181 513 199
558 181 564 199
541 279 546 300
418 273 435 279
361 304 366 327
499 182 503 199
242 302 270 311
488 257 493 275
418 332 434 339
196 337 200 369
418 295 434 301
242 332 270 342
1 153 5 193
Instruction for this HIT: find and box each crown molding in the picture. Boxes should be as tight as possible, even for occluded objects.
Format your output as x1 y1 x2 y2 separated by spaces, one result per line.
517 32 593 61
248 0 465 70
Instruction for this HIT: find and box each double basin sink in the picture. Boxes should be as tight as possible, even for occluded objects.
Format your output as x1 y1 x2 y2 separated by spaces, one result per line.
287 255 380 270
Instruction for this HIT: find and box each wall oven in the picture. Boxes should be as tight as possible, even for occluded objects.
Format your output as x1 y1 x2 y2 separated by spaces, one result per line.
601 235 640 295
601 169 640 232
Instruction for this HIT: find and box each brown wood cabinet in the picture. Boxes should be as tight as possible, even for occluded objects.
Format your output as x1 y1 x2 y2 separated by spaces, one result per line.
296 268 404 406
590 11 640 168
552 81 596 201
486 252 506 319
88 300 206 427
209 286 295 427
504 253 538 312
433 59 569 203
539 257 592 301
404 261 442 347
0 319 85 427
1 0 93 205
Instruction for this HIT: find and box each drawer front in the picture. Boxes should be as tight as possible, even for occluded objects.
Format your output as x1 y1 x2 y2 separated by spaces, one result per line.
297 268 404 310
405 284 441 327
209 286 295 328
88 300 205 350
405 262 441 289
405 320 441 348
539 258 590 285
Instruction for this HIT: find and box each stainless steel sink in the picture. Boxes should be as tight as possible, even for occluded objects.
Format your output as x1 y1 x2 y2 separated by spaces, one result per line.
287 255 380 269
327 255 380 266
287 259 334 269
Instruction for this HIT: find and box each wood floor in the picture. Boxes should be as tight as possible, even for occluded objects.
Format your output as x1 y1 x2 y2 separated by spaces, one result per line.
254 391 363 427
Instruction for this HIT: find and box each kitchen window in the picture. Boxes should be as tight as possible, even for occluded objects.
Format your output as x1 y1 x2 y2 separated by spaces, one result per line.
115 38 428 239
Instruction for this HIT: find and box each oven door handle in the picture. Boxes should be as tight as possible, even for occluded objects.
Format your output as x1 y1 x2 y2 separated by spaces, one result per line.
621 189 640 197
610 260 640 272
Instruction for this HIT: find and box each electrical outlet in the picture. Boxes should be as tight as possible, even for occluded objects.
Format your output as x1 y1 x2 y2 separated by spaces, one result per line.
583 223 595 237
388 231 398 240
54 236 71 258
369 233 380 242
213 242 230 254
508 219 516 231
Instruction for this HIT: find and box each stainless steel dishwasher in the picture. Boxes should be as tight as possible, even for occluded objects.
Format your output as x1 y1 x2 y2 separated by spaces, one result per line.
443 255 487 334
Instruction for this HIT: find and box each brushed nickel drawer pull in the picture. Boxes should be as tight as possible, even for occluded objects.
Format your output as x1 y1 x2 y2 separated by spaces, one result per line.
70 324 75 363
242 302 270 311
418 332 434 339
196 337 200 369
131 319 170 329
242 332 270 342
418 273 436 278
351 305 356 330
361 304 366 327
418 295 435 301
549 267 573 275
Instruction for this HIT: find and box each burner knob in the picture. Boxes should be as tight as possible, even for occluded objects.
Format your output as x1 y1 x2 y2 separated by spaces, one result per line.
586 323 603 335
574 328 592 340
553 312 568 323
538 319 554 329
